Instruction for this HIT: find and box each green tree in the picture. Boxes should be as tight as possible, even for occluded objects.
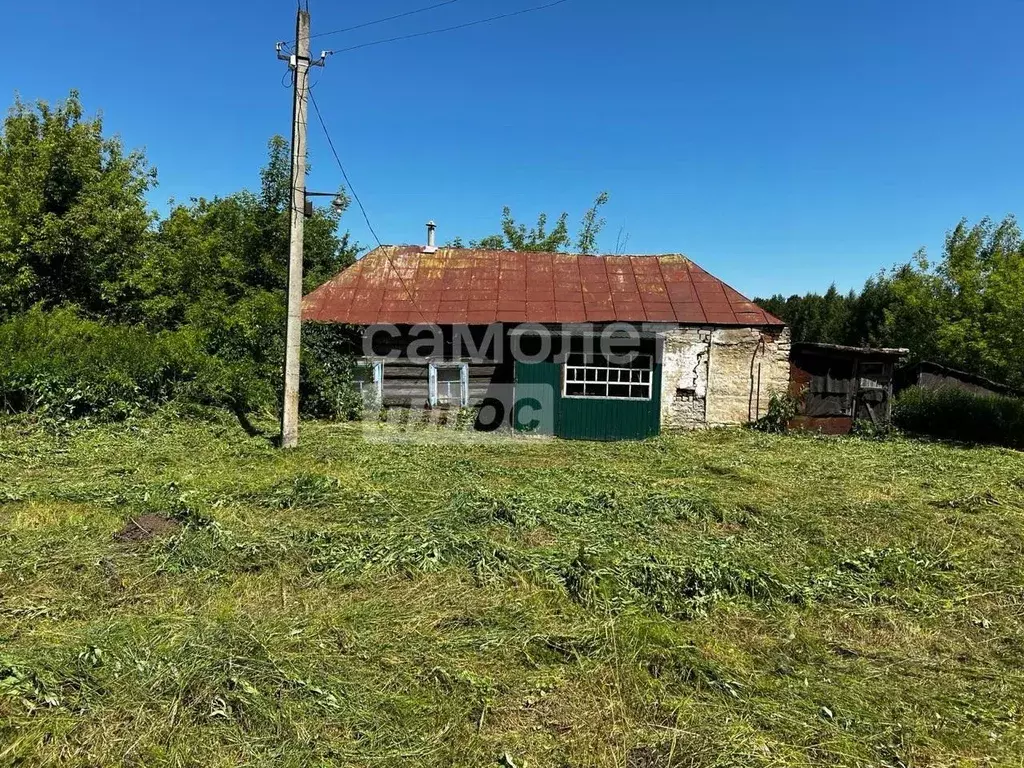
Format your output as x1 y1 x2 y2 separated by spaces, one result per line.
757 285 854 344
757 215 1024 387
925 217 1024 384
472 192 611 253
131 137 359 388
487 206 570 252
576 191 610 255
0 91 155 318
875 254 943 362
846 273 897 347
134 136 356 331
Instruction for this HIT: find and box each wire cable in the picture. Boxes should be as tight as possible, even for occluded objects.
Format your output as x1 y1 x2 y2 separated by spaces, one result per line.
305 0 466 42
308 90 383 248
308 88 429 323
324 0 571 54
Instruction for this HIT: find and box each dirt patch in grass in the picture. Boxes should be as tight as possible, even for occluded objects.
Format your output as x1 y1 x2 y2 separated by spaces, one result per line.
521 526 558 548
114 513 180 542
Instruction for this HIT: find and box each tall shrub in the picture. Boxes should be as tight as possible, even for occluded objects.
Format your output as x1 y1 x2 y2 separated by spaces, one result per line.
300 322 364 420
893 386 1024 450
0 308 271 420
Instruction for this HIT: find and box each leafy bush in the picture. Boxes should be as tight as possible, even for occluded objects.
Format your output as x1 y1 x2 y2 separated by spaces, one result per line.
752 390 801 433
850 418 896 440
300 322 364 420
0 308 370 423
0 307 270 421
893 385 1024 450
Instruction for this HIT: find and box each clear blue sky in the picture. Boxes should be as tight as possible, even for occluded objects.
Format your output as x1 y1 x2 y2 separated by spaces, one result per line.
4 0 1023 298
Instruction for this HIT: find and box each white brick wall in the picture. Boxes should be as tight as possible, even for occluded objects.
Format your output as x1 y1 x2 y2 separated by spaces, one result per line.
660 326 791 430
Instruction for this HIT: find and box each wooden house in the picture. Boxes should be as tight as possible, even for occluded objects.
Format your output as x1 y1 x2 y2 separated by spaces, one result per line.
302 236 790 440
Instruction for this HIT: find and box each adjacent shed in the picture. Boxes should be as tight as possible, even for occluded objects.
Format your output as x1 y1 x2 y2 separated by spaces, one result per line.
789 342 909 434
895 361 1021 399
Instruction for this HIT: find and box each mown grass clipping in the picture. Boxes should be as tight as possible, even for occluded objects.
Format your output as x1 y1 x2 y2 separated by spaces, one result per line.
2 412 1024 766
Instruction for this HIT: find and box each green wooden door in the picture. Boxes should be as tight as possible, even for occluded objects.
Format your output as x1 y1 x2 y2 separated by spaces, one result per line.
513 359 559 436
514 360 661 441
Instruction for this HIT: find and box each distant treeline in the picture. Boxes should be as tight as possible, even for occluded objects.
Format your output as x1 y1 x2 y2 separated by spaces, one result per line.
756 216 1024 389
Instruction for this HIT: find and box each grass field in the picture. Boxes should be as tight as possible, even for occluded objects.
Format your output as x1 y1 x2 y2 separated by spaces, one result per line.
2 412 1024 767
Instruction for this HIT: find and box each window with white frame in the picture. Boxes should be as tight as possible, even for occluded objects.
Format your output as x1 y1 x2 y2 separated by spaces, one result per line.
429 362 470 408
354 361 383 405
564 353 653 400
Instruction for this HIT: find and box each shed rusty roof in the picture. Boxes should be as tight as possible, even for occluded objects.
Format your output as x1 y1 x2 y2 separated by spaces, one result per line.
302 246 784 326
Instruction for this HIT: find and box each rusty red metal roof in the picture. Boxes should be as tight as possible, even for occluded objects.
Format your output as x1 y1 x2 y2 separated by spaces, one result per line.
302 246 784 326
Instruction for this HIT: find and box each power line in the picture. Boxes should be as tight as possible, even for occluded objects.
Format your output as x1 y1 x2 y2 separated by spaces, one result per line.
306 0 466 42
308 90 383 248
324 0 571 54
308 88 429 323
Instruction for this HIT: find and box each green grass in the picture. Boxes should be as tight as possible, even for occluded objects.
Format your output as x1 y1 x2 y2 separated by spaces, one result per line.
2 411 1024 767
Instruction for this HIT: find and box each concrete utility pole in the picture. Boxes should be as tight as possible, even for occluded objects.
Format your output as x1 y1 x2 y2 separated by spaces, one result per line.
279 9 313 449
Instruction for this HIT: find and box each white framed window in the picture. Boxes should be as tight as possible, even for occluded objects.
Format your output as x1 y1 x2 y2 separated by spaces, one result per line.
429 362 470 408
563 353 653 401
354 361 384 405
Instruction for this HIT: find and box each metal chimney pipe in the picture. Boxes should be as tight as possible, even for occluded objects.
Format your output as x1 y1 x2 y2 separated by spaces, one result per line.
426 220 437 249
